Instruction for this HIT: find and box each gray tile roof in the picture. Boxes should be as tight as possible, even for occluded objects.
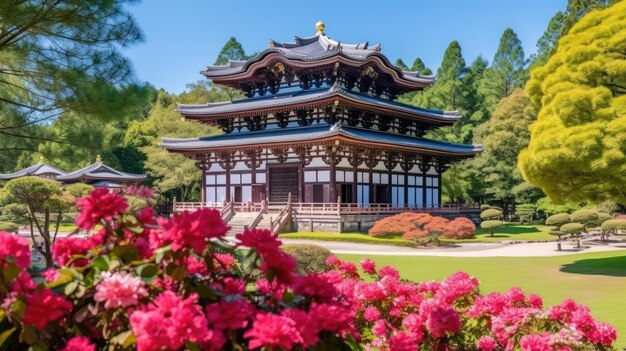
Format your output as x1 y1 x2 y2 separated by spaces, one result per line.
177 84 460 123
160 124 482 156
202 33 434 85
0 162 66 180
56 162 146 182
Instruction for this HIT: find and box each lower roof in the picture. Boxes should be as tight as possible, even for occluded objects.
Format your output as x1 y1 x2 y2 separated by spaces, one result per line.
161 124 482 158
0 163 66 180
56 162 146 182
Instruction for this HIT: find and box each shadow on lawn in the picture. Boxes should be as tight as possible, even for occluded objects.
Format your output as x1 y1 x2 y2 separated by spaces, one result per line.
560 256 626 277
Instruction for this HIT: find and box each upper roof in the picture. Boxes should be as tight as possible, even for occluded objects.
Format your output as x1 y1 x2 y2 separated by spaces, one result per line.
202 24 434 90
161 124 482 158
56 162 146 182
178 83 460 126
0 161 66 180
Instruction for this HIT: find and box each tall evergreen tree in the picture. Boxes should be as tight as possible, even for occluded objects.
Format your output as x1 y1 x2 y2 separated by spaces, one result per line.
410 57 433 75
394 59 409 71
0 0 149 142
480 28 527 111
214 37 248 65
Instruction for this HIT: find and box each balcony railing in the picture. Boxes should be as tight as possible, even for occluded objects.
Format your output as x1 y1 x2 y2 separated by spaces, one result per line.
173 200 479 215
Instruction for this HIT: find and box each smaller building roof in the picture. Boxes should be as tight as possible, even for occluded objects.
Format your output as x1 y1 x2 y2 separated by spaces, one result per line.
0 159 66 180
56 159 146 182
161 124 482 158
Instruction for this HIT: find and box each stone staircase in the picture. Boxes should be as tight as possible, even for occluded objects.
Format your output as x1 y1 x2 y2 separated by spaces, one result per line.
225 212 258 236
225 211 277 236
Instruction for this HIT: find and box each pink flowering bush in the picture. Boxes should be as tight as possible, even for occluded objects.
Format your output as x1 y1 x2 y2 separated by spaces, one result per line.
0 188 617 350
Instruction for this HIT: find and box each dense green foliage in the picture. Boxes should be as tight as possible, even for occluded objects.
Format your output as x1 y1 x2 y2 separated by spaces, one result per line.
545 213 571 227
281 244 333 275
520 1 626 205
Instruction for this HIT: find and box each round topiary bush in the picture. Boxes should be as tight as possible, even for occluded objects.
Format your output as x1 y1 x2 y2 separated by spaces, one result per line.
560 223 585 235
546 213 571 226
601 219 626 233
480 208 502 220
0 221 19 232
282 244 333 275
570 209 598 225
443 217 476 239
590 213 612 227
480 220 504 237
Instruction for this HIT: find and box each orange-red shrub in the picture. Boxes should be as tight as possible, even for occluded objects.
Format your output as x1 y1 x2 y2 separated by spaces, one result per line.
369 212 476 240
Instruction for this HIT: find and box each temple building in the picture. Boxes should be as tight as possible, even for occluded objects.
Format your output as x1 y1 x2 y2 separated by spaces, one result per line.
162 22 481 232
0 157 66 180
56 155 146 188
0 155 145 189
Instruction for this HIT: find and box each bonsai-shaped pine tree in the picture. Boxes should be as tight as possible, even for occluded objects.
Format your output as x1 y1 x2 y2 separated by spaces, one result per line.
545 213 571 241
601 219 626 237
480 207 504 237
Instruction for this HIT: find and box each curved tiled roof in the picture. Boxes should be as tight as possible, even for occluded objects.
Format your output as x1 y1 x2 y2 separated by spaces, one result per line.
177 84 460 125
202 32 434 86
0 163 66 180
56 162 146 182
160 124 482 157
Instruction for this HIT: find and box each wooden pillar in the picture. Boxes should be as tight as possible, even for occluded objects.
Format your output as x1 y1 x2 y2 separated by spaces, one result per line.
201 167 206 203
352 164 358 203
225 168 231 202
298 162 304 203
329 153 337 203
404 171 409 208
437 173 442 207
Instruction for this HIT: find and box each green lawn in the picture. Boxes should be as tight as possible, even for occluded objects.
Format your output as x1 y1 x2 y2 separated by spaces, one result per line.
281 224 555 246
280 232 417 247
339 250 626 349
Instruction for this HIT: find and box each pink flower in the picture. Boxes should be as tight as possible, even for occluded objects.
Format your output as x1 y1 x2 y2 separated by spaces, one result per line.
520 333 552 351
360 258 377 275
205 299 255 330
389 331 419 351
76 188 128 230
378 265 400 279
235 228 281 254
363 306 381 322
244 312 302 350
528 294 543 309
372 319 388 337
126 185 156 199
186 255 209 275
0 232 30 269
153 209 228 254
437 272 479 304
292 273 337 301
130 291 213 351
61 336 96 351
94 271 148 309
10 273 36 293
309 302 354 334
213 253 236 271
22 289 72 329
259 249 296 284
41 268 60 282
587 321 617 346
477 336 498 351
282 309 319 347
52 236 98 266
426 305 461 338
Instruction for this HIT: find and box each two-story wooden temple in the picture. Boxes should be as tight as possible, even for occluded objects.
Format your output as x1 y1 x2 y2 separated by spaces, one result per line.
163 22 481 233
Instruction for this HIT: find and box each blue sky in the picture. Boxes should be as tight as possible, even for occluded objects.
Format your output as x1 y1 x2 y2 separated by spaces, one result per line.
124 0 566 93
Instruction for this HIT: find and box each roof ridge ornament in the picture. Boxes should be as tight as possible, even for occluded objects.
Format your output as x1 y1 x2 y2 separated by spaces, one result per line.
96 154 102 163
315 20 325 34
39 155 44 163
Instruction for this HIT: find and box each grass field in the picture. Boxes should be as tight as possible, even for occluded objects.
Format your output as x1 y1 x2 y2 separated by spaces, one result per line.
281 223 556 246
339 250 626 348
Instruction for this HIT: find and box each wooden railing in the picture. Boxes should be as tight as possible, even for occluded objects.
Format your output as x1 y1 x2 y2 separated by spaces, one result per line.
248 210 265 230
270 194 292 233
220 201 235 221
174 200 479 216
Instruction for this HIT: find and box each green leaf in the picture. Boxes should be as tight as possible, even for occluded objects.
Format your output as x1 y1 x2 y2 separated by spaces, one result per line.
184 341 202 351
136 263 158 278
45 271 73 289
170 265 187 281
112 245 139 261
0 327 15 346
91 255 110 271
64 281 79 296
2 263 21 283
19 325 37 345
110 330 136 348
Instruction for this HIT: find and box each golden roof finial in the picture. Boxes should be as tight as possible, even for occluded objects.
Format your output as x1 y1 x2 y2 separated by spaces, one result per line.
315 20 325 34
38 155 44 163
96 154 102 163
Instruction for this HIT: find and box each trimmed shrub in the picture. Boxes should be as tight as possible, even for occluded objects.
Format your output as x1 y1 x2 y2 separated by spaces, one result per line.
601 219 626 233
570 209 598 225
480 220 505 236
480 204 492 211
589 213 612 227
0 222 19 232
369 212 432 237
560 223 585 235
480 208 502 219
545 213 571 226
282 244 333 275
444 217 476 239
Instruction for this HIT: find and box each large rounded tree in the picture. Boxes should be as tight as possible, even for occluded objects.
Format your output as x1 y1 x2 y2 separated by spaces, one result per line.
519 2 626 204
